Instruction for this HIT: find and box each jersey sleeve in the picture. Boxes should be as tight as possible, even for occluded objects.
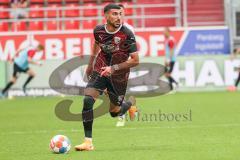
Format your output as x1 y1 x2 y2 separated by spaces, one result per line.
93 26 100 44
126 30 137 54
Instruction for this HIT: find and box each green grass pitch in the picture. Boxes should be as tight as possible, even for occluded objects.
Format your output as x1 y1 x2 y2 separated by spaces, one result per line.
0 91 239 160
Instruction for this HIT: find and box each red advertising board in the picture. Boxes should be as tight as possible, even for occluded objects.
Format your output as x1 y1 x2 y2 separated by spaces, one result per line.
0 29 184 60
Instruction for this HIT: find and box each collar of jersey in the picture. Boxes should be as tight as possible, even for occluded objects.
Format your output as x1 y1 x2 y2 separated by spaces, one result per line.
104 23 122 34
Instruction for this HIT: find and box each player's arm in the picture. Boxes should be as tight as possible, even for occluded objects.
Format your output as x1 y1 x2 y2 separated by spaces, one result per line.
88 42 100 66
101 29 138 77
113 52 139 71
112 30 139 70
86 26 102 78
86 41 100 78
28 58 42 66
100 52 139 77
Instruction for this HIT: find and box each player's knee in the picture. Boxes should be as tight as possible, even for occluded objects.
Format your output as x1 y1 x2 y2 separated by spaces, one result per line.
83 95 95 110
30 73 35 77
109 111 119 117
165 72 170 77
11 77 17 83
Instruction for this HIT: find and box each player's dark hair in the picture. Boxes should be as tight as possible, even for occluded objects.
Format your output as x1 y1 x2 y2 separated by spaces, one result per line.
104 3 121 14
118 4 124 9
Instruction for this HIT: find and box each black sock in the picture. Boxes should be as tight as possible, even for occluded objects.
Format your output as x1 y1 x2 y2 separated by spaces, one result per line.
23 76 34 88
82 96 95 138
235 72 240 87
168 76 178 90
119 101 132 116
169 76 177 84
2 82 14 94
168 77 173 90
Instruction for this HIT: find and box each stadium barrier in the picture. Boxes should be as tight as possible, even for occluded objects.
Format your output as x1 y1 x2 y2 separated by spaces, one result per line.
0 62 6 89
0 26 237 96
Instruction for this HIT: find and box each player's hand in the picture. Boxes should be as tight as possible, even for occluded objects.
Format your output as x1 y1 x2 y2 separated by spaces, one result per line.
86 65 93 79
100 66 113 77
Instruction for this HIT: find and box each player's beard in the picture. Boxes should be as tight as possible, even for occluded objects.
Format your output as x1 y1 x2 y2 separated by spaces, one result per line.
108 19 121 29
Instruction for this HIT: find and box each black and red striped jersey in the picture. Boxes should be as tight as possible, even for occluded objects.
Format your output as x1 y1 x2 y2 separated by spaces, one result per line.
93 24 137 74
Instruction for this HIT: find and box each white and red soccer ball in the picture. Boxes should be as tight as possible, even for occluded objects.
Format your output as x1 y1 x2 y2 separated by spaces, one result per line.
49 135 71 154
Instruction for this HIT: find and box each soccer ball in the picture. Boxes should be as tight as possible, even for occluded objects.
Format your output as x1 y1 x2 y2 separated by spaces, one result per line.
49 135 71 154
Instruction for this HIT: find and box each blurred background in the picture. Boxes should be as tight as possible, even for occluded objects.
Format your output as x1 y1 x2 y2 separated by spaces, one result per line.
0 0 239 96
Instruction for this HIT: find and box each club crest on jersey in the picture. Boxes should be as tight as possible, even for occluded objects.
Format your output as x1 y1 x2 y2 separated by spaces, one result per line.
114 37 121 44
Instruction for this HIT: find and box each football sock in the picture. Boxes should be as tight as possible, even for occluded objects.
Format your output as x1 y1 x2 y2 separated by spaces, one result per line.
168 77 173 90
23 76 34 89
235 72 240 87
82 95 95 138
119 101 132 116
170 76 177 84
168 76 178 90
2 81 14 95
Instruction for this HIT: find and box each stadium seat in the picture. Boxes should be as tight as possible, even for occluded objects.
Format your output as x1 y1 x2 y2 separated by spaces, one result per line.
0 22 8 31
145 18 175 27
82 19 97 29
29 21 44 31
65 20 79 30
11 22 27 31
82 0 96 3
47 4 62 17
0 0 9 4
46 20 59 30
121 2 133 16
83 3 98 17
64 3 80 17
0 5 9 19
145 7 174 15
137 0 174 4
47 0 63 3
30 0 45 3
102 19 106 24
125 19 134 26
133 0 175 28
100 2 109 15
29 4 44 18
65 0 79 2
186 0 224 26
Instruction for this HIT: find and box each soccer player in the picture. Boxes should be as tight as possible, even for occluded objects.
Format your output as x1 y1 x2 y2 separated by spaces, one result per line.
164 27 178 90
75 3 139 151
228 48 240 91
0 44 44 97
115 3 137 127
